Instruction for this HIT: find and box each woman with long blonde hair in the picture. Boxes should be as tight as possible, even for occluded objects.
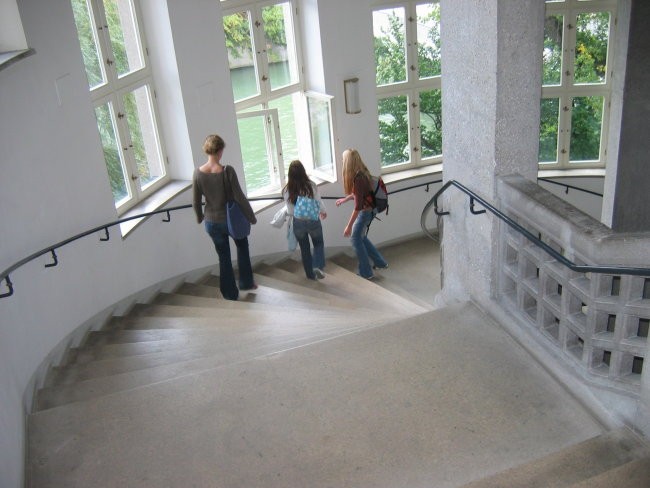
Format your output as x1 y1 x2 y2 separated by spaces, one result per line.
335 149 388 279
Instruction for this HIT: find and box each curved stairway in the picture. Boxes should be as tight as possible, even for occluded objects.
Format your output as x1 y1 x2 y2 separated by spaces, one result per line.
26 243 650 487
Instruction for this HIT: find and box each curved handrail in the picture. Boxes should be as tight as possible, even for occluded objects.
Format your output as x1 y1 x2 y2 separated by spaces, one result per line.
421 179 650 277
1 179 443 298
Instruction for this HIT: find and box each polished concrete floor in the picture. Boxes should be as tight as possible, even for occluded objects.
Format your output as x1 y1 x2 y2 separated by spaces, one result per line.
28 236 617 487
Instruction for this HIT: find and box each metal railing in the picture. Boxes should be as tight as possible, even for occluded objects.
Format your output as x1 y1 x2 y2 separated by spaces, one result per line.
421 179 650 277
1 179 442 299
537 177 604 198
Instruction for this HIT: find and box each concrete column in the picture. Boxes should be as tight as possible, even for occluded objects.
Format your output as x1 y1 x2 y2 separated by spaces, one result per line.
439 0 544 304
602 0 650 232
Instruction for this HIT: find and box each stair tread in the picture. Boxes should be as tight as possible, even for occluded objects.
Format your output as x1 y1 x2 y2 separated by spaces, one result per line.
569 456 650 487
458 428 650 488
45 321 376 387
36 321 381 411
28 304 608 488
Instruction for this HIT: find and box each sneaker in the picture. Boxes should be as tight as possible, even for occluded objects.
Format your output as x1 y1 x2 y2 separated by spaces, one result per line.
313 268 325 280
373 263 389 270
240 283 258 291
357 273 375 281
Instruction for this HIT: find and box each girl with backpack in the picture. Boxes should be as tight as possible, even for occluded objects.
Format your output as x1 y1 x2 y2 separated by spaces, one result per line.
283 160 327 280
335 149 388 280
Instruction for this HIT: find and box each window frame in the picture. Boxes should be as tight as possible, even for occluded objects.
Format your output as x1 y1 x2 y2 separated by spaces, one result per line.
73 0 169 214
373 0 442 174
540 0 617 170
222 0 337 197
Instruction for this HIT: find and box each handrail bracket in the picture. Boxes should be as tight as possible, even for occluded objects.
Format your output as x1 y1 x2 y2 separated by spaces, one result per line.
45 249 59 268
0 276 13 298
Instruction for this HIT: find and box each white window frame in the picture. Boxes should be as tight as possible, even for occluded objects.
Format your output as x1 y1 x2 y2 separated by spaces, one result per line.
222 0 337 197
73 0 169 214
540 0 617 170
373 0 442 174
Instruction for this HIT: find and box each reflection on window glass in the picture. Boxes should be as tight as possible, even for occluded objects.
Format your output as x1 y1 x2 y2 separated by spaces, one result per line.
95 103 129 205
123 85 164 189
378 95 409 167
237 115 273 192
419 89 442 158
574 12 609 84
224 11 259 102
102 0 144 78
263 2 299 90
539 98 560 163
71 0 105 89
543 14 563 86
269 94 299 166
374 7 406 86
417 3 441 79
570 96 603 161
308 97 334 174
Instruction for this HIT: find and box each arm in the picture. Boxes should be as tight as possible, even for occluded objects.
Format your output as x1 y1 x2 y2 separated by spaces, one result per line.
192 171 204 224
335 194 354 207
344 209 359 237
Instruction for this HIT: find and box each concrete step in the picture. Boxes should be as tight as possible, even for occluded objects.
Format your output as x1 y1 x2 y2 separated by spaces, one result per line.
44 318 376 388
569 456 650 487
35 321 376 411
458 428 650 488
27 303 607 487
275 257 428 315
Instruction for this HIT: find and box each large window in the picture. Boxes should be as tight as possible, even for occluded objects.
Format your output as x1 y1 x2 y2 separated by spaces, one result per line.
373 1 441 172
71 0 168 213
539 0 616 168
222 0 335 196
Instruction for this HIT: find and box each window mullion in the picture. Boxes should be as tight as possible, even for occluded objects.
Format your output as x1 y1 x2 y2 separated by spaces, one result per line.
252 5 271 100
112 91 140 200
405 3 418 83
92 0 119 88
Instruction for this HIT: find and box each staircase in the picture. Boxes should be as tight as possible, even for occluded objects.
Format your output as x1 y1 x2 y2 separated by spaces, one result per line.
26 241 650 487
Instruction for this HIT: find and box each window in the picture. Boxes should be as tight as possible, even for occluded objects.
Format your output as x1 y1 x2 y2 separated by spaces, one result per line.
373 1 442 172
539 0 616 168
71 0 168 213
222 0 336 196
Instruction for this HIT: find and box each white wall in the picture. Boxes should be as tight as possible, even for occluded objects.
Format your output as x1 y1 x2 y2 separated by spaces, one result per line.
0 1 433 486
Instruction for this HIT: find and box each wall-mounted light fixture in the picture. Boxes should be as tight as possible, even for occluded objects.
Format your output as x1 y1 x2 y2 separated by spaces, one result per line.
343 77 361 114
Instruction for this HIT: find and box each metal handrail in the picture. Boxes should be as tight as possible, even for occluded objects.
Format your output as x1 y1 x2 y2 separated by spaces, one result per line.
421 179 650 277
0 179 443 298
538 177 604 198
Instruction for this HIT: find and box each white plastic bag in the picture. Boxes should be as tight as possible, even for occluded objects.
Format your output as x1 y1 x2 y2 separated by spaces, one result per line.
270 205 288 229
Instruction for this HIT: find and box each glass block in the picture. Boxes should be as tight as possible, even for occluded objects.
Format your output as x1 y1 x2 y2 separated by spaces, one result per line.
594 311 616 336
541 307 560 343
621 353 644 378
566 329 584 361
590 348 611 375
522 290 538 322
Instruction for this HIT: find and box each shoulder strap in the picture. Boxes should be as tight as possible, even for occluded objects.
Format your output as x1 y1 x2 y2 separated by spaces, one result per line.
221 165 232 201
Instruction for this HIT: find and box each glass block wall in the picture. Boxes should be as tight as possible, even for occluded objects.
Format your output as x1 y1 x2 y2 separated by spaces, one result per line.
497 178 649 396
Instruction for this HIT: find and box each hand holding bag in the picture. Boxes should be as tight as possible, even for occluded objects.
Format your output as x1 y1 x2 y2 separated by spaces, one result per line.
223 166 251 239
293 195 320 221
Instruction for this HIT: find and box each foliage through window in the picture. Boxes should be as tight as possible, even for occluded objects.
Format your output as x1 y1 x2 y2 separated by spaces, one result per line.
539 0 616 168
71 0 167 213
373 1 441 171
222 0 335 196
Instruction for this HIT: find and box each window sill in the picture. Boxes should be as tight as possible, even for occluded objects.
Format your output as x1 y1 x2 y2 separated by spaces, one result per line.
0 48 35 72
119 180 192 237
381 163 443 185
538 168 606 179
